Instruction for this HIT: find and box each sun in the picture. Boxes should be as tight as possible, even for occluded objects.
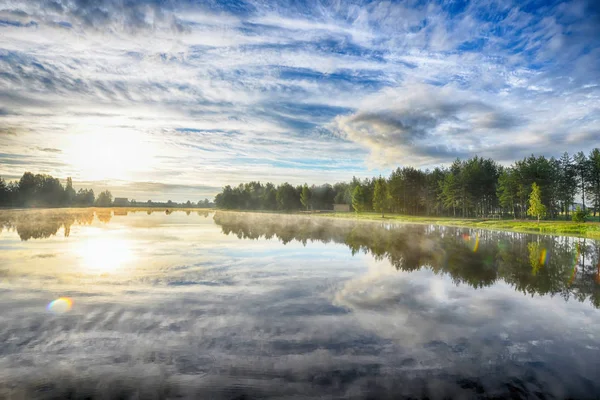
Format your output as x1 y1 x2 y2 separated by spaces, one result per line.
75 236 136 273
63 129 155 181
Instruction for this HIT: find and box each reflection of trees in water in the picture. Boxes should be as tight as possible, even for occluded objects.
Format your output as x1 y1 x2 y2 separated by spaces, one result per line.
0 210 95 240
213 212 600 308
0 209 213 241
96 211 112 223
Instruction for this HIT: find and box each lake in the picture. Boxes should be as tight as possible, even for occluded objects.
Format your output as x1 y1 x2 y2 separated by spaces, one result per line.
1 209 600 399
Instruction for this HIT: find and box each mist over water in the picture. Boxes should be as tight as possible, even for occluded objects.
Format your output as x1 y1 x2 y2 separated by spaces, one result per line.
1 209 600 399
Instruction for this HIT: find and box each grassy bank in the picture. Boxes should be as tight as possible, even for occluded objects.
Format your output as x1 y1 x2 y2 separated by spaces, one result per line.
312 211 600 239
2 207 599 239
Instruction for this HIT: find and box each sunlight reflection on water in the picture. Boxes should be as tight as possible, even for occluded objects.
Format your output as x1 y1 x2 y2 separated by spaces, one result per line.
0 209 600 399
74 236 136 274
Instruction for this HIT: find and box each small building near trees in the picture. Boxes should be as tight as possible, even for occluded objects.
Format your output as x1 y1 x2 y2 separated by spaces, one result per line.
113 197 129 207
333 203 350 212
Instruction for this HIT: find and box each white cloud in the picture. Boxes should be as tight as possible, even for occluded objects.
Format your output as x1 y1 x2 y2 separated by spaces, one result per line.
0 0 599 198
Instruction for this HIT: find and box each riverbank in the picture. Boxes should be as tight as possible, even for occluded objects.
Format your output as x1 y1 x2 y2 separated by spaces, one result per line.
2 207 599 239
312 211 600 239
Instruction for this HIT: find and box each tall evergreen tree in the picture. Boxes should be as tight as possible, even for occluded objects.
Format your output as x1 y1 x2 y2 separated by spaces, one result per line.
574 151 590 211
373 177 390 218
64 177 76 206
497 168 518 218
300 184 311 210
587 149 600 216
0 177 8 206
351 185 366 213
557 152 577 218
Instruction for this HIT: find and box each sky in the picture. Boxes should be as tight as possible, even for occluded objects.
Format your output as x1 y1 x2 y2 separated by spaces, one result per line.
0 0 599 201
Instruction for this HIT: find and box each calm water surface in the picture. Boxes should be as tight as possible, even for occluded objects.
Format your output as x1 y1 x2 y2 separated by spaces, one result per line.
1 209 600 399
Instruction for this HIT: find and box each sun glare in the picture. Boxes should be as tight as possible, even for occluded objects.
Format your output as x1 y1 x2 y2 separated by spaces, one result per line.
63 130 155 181
75 237 136 273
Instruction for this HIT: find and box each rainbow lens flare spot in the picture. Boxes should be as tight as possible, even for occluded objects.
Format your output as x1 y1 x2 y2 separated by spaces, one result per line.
462 233 480 252
539 248 548 266
569 266 577 286
47 297 73 314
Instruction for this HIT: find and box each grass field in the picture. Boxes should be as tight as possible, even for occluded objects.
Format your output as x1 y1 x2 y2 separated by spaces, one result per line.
313 211 600 239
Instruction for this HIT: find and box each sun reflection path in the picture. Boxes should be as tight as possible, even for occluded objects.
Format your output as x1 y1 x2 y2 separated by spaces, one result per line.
75 237 136 273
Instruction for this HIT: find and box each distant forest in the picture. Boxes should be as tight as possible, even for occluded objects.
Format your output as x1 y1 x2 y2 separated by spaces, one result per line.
0 172 212 208
215 149 600 220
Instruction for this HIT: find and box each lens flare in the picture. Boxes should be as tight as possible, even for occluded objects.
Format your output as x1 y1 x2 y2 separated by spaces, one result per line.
568 266 577 286
573 243 581 267
539 248 548 266
47 297 73 314
462 233 479 252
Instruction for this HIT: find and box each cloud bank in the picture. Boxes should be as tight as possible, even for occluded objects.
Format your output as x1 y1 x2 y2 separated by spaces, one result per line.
0 0 599 198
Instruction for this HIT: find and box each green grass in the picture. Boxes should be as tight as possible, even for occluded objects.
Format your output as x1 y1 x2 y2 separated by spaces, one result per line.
311 211 600 239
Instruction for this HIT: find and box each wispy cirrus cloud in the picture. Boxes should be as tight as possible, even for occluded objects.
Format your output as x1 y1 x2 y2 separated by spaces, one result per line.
0 0 598 199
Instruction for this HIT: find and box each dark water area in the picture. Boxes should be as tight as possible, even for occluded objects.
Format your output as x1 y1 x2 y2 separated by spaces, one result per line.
1 209 600 399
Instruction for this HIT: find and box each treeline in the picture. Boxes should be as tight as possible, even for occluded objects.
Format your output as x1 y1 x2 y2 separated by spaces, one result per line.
214 149 600 220
0 172 100 207
0 172 214 208
137 199 214 208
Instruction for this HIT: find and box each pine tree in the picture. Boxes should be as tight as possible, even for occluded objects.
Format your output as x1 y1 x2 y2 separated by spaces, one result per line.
586 148 600 217
64 177 76 205
574 151 590 211
351 185 365 213
300 184 311 211
373 177 390 218
497 168 518 218
558 152 576 218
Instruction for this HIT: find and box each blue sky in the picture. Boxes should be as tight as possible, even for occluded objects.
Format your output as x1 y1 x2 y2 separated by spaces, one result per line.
0 0 599 201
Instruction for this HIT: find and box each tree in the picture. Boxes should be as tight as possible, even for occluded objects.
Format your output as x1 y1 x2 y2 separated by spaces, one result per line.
333 182 351 205
572 206 588 223
574 151 589 211
262 183 278 210
587 148 600 217
18 172 36 206
527 183 546 223
276 183 299 211
440 172 459 216
351 185 366 213
497 168 518 218
96 190 113 207
76 189 94 206
557 152 577 218
373 177 390 218
0 177 8 206
64 177 76 205
300 184 311 210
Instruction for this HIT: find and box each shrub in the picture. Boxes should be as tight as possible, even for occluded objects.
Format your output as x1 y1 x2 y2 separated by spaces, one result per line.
572 206 589 223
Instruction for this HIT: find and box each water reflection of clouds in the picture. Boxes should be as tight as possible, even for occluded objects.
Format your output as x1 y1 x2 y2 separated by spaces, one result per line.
1 210 600 398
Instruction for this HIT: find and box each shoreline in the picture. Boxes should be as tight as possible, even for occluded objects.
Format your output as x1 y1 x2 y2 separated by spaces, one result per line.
1 207 599 239
310 211 600 239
